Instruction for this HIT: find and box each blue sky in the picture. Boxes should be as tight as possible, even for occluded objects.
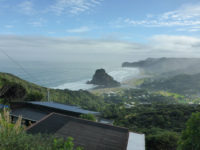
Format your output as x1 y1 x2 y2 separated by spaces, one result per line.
1 0 200 62
1 0 200 41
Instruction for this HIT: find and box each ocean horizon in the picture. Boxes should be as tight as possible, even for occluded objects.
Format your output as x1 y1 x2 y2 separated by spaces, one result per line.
0 59 140 91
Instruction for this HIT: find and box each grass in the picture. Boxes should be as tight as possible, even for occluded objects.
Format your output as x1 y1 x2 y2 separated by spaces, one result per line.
90 87 123 96
0 108 23 135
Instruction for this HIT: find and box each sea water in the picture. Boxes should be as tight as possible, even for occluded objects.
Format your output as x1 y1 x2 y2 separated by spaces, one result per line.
0 59 140 90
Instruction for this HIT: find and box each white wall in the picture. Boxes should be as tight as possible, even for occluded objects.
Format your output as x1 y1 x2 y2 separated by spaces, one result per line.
127 132 145 150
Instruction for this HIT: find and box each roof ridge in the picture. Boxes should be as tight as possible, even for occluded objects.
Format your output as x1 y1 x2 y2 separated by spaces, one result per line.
26 112 54 131
51 112 128 131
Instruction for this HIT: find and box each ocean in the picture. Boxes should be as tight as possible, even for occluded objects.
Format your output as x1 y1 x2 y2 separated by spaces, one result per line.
0 59 140 90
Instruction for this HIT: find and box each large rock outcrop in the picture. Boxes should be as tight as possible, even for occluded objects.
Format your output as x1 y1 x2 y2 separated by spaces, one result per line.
87 69 120 88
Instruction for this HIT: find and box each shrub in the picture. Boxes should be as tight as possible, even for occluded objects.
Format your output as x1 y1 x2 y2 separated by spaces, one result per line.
25 92 44 101
146 130 179 150
0 109 83 150
177 112 200 150
80 113 96 121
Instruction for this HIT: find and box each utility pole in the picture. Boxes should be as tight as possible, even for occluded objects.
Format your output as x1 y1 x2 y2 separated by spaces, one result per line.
47 88 50 102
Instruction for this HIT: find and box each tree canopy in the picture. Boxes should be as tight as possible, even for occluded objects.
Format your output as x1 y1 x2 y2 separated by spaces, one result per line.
178 112 200 150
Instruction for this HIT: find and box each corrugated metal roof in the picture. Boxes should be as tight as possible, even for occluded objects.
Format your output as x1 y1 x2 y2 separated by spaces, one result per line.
10 107 48 121
28 101 100 115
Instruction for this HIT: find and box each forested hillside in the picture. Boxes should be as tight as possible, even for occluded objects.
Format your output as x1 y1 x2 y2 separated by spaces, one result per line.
0 72 105 111
122 57 200 76
140 73 200 95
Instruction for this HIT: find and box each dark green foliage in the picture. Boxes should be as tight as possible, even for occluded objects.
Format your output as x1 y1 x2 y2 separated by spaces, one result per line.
80 114 96 121
102 104 125 119
0 132 82 150
52 137 83 150
0 80 26 103
24 92 44 101
112 104 200 132
146 129 179 150
102 104 200 150
178 112 200 150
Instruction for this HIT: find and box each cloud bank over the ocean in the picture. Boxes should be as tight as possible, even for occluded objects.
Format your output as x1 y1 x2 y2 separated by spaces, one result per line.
0 35 200 63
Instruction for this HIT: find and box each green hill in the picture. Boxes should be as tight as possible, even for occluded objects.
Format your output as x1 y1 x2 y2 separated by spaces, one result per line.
0 72 105 111
140 73 200 95
122 57 200 76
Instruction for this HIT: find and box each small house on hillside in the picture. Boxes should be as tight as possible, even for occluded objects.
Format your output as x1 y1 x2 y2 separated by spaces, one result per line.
27 113 145 150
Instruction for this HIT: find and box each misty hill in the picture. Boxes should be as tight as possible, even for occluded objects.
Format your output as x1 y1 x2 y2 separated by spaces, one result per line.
87 69 120 88
122 57 200 76
140 73 200 95
0 72 104 111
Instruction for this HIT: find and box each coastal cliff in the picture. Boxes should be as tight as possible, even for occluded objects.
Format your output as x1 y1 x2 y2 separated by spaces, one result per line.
122 57 200 76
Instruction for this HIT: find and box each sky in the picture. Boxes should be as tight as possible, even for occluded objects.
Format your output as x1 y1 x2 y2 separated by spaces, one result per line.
1 0 200 63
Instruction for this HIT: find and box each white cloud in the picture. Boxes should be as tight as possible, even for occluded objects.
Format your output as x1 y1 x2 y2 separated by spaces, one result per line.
49 0 103 15
28 18 46 27
28 21 43 27
177 26 200 32
0 35 145 63
0 35 200 63
47 31 56 34
160 4 200 21
121 3 200 31
149 35 200 54
4 25 14 29
18 1 35 15
67 26 91 33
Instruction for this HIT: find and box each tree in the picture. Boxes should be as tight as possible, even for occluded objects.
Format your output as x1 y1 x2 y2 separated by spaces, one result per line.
178 112 200 150
0 81 26 104
25 92 43 101
80 114 96 122
146 130 179 150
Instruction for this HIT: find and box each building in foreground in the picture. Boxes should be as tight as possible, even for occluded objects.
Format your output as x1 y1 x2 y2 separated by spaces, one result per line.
10 101 145 149
27 113 145 150
10 101 100 126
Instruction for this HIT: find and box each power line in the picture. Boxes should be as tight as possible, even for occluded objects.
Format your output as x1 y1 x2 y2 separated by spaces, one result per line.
0 48 40 84
0 49 84 87
0 49 67 87
0 49 52 101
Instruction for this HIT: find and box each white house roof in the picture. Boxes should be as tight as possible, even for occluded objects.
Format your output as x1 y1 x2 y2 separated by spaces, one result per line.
127 132 145 150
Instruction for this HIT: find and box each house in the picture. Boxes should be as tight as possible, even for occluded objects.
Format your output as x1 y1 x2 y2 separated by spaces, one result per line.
10 101 100 126
27 113 145 150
